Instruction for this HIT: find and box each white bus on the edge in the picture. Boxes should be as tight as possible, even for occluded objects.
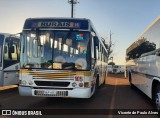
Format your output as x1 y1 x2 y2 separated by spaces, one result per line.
0 33 20 86
126 16 160 111
19 17 108 98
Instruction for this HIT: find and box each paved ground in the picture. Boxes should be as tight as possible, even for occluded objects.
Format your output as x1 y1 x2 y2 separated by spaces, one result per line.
0 73 159 118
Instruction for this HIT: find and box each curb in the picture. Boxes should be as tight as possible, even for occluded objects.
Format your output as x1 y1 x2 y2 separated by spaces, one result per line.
0 87 18 95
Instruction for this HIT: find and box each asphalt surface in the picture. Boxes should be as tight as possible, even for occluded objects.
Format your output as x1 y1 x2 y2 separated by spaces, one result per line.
0 73 159 118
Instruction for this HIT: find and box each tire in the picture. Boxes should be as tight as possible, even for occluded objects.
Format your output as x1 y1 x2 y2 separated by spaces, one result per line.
129 72 134 89
130 82 134 89
96 75 99 89
102 72 106 85
154 84 160 113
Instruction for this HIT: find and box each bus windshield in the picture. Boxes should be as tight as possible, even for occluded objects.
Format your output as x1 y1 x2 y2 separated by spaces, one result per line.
0 34 4 66
22 30 91 70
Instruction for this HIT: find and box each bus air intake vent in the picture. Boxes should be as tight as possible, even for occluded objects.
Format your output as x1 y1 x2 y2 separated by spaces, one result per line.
34 81 70 87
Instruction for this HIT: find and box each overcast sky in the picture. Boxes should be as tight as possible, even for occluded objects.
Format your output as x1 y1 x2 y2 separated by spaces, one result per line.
0 0 160 64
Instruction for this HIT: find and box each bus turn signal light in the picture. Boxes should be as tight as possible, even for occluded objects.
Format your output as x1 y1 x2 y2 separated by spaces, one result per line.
74 76 83 81
84 82 89 87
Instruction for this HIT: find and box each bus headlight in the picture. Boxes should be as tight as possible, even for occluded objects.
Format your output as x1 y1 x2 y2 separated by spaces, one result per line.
74 76 83 81
84 82 89 87
79 83 83 87
28 81 33 85
72 82 77 87
21 80 27 85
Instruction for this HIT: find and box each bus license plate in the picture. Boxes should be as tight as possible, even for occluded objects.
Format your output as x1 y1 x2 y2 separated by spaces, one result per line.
44 90 56 95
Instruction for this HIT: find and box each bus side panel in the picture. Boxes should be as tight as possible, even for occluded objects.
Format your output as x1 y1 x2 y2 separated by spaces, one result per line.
101 62 107 84
95 60 107 86
0 71 3 86
135 55 158 98
132 72 152 98
131 72 141 89
3 63 19 86
141 75 152 98
130 56 155 98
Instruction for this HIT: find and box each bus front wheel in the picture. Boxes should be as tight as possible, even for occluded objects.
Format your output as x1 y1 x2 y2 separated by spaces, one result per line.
96 75 99 89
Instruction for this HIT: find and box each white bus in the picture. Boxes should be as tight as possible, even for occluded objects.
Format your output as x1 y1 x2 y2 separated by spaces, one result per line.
0 33 20 86
126 16 160 111
19 18 108 98
112 65 124 74
107 65 113 73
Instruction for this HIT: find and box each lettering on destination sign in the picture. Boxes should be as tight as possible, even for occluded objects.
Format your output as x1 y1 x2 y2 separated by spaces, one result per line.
37 22 80 28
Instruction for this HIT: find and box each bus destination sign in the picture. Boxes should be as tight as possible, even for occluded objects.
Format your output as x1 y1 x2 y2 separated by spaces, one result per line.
23 19 89 30
37 22 80 28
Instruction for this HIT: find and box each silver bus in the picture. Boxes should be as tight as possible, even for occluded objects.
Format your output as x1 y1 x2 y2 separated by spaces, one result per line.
0 33 20 86
126 16 160 111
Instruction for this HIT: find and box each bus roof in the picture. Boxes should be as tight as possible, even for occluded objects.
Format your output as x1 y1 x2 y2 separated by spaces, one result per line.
126 16 160 54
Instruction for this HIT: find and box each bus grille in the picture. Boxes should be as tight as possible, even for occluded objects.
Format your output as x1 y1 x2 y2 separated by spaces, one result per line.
34 81 70 87
34 90 68 97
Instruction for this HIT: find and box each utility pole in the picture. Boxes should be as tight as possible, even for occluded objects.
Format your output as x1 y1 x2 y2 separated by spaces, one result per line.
68 0 79 18
109 31 112 46
107 31 113 61
108 30 113 49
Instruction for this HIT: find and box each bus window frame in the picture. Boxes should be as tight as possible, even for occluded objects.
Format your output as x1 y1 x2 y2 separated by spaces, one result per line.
22 30 92 71
3 37 20 69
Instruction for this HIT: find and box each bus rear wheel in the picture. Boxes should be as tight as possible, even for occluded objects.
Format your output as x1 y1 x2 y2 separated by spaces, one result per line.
154 84 160 113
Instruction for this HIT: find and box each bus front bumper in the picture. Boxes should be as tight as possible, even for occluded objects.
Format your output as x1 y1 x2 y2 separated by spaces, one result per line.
18 86 92 98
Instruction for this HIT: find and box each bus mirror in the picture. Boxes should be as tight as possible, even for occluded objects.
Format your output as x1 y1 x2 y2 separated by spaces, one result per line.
94 36 99 46
4 46 7 53
93 36 98 40
10 46 15 53
91 58 96 69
